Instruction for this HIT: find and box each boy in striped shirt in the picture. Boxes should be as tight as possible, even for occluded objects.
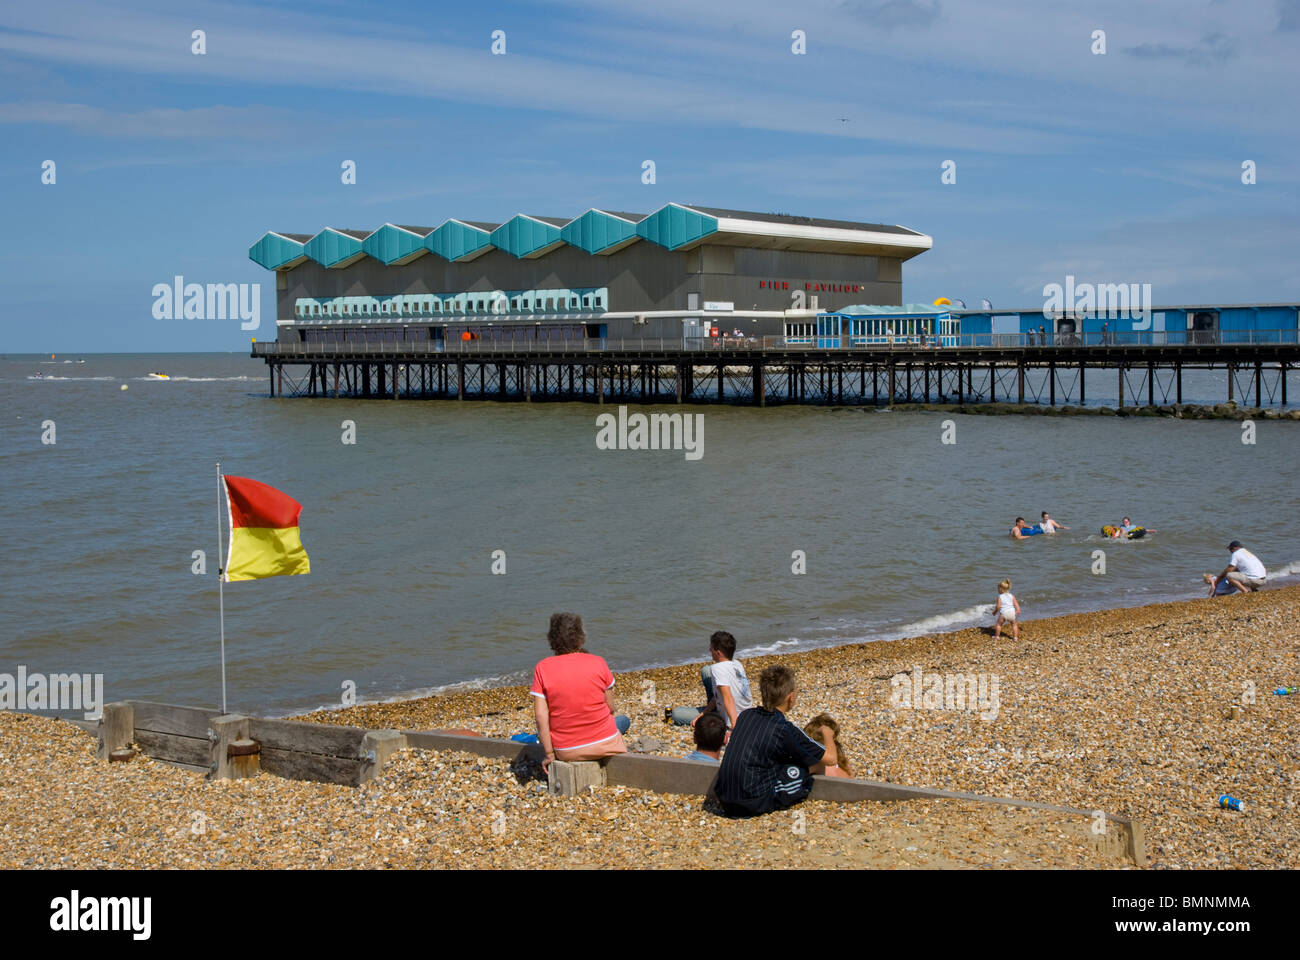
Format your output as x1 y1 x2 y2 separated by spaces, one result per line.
713 664 835 816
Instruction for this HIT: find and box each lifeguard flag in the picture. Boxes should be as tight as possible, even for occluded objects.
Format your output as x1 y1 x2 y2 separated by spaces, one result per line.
222 475 311 582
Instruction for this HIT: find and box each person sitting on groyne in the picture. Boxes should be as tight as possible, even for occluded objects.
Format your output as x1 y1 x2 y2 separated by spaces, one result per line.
683 711 726 764
712 665 832 817
531 612 631 773
803 713 852 778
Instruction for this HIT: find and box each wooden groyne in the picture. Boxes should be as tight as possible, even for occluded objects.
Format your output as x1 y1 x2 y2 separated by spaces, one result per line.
86 700 1145 865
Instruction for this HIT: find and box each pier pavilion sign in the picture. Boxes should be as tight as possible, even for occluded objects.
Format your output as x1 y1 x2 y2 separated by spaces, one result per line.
757 280 867 294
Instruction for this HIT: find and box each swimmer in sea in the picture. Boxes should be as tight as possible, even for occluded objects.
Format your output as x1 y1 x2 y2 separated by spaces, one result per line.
1039 511 1069 533
1010 517 1036 539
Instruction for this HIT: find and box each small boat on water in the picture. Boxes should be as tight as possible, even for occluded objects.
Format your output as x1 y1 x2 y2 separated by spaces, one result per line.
147 372 170 380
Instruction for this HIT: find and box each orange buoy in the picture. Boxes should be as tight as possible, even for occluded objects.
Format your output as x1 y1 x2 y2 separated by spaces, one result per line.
461 331 472 341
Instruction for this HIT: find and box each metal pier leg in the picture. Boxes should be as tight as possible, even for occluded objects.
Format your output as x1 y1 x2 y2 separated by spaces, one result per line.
755 363 765 407
989 362 996 402
456 362 464 400
1118 364 1124 407
1227 364 1234 402
1017 363 1024 403
1176 362 1182 404
1148 361 1154 406
1049 362 1056 405
872 363 879 405
888 363 895 405
718 364 724 401
1256 360 1262 407
1283 362 1288 406
957 364 963 404
1079 362 1085 405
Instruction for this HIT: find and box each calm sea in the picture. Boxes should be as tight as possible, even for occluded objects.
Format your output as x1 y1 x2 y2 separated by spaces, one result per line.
3 352 1297 716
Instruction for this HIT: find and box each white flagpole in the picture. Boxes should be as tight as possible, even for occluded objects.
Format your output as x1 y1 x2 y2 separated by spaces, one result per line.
216 461 227 714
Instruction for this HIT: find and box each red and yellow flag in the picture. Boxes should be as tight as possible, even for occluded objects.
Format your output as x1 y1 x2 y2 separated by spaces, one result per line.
222 475 311 582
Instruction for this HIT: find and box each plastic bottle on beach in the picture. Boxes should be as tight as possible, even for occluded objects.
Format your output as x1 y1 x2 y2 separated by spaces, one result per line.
1217 794 1245 812
1273 686 1297 695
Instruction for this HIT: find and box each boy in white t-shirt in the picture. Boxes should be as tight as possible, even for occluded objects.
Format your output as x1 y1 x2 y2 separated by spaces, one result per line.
669 630 753 731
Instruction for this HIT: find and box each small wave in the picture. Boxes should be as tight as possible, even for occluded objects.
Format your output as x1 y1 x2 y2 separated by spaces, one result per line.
1269 560 1300 579
281 670 531 718
737 637 802 657
26 376 115 381
895 603 993 635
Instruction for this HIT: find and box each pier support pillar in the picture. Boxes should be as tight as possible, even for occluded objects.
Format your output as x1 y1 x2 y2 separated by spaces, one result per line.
1148 362 1155 406
1227 364 1233 403
1017 363 1025 403
888 364 895 405
1049 362 1056 406
276 365 283 398
456 362 464 400
1079 362 1086 405
1282 362 1288 406
1118 364 1124 407
1256 361 1262 407
988 362 996 403
755 364 765 406
1176 362 1182 404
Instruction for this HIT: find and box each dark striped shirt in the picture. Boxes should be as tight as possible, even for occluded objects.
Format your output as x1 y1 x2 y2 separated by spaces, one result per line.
714 707 825 816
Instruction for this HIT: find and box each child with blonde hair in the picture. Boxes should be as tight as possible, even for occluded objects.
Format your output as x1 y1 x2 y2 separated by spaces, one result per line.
994 579 1021 640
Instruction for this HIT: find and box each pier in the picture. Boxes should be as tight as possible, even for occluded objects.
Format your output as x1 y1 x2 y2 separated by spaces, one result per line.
253 333 1299 408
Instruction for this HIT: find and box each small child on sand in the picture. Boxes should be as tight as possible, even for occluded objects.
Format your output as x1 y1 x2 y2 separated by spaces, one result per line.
994 579 1020 640
803 713 852 778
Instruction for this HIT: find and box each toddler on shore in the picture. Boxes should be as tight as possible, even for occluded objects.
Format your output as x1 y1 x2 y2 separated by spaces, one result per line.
994 579 1021 640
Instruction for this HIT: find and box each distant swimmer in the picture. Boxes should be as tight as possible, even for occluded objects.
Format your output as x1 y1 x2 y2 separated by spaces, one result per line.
1039 511 1069 533
1105 516 1154 539
1010 517 1043 539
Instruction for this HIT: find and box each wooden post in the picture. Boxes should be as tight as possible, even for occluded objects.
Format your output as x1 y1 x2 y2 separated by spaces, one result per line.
96 701 134 761
209 714 255 780
548 759 606 796
360 730 407 783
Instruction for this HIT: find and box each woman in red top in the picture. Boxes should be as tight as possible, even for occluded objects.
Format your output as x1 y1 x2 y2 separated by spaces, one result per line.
531 612 631 772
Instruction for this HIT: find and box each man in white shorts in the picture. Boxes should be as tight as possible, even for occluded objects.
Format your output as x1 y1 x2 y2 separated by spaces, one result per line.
1216 540 1267 593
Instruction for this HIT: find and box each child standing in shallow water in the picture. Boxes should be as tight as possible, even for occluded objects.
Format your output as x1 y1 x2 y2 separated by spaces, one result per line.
994 579 1020 640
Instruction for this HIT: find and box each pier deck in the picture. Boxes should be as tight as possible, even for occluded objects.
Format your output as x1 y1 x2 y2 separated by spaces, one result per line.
252 337 1299 408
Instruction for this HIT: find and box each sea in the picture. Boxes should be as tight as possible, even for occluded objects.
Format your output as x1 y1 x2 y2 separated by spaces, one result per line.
3 352 1297 717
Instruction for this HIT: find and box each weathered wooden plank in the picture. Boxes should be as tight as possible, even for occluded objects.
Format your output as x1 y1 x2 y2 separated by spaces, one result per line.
603 754 719 796
259 747 364 787
134 730 210 768
129 701 222 739
401 731 540 762
248 717 369 759
209 714 251 781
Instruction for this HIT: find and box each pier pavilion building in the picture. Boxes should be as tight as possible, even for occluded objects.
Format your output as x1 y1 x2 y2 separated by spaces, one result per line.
249 204 933 347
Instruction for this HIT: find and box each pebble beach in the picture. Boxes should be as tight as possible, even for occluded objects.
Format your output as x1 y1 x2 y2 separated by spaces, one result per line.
3 587 1297 869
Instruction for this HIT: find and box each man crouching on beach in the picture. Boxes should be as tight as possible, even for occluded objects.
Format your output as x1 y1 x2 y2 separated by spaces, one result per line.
712 665 833 817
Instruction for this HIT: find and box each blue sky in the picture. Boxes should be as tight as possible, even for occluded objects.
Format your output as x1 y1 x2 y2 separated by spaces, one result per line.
2 0 1297 352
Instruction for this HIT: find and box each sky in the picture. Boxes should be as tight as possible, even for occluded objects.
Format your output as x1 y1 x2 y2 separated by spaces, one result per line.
1 0 1297 352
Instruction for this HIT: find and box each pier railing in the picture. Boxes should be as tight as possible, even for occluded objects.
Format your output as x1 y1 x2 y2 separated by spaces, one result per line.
252 329 1300 357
